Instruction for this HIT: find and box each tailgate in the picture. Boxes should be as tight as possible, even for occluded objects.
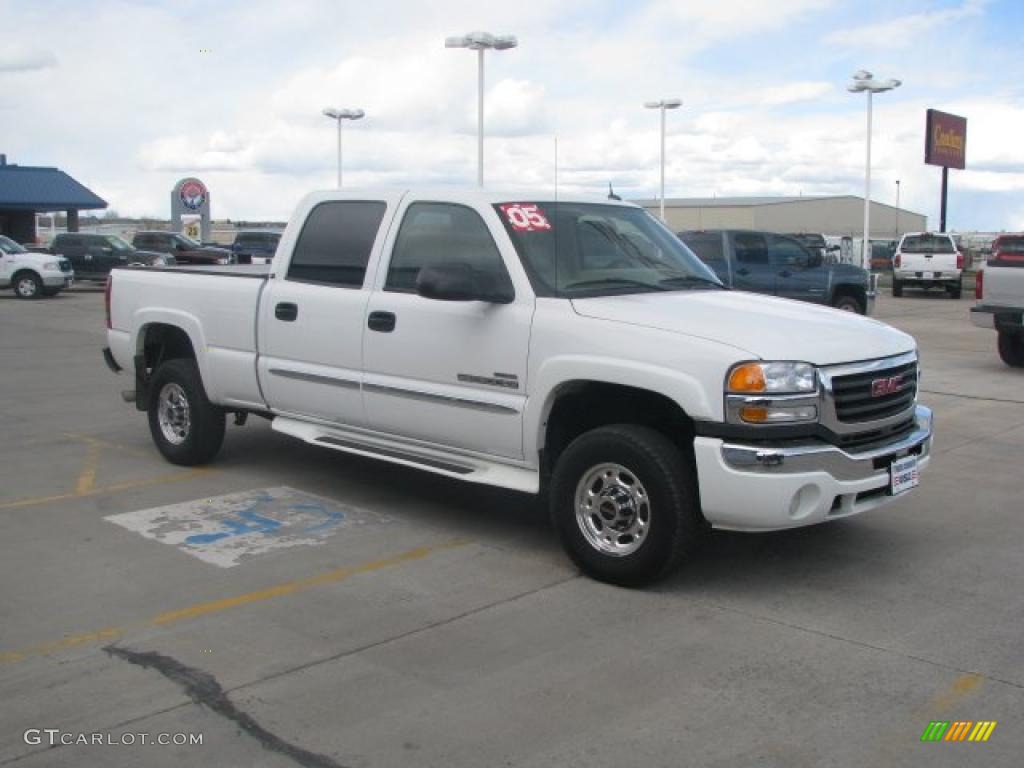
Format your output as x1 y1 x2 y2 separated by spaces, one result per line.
984 264 1024 309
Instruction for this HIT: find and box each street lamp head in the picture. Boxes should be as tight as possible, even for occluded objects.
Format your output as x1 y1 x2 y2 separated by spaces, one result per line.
853 70 873 81
323 107 365 121
446 31 517 50
644 99 683 109
848 70 901 94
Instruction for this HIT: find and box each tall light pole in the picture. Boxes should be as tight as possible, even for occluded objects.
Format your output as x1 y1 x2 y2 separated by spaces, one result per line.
322 107 365 188
445 31 518 187
847 70 900 267
895 179 901 239
643 99 682 222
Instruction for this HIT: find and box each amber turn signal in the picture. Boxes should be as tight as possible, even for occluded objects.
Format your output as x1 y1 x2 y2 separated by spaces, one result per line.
728 363 766 393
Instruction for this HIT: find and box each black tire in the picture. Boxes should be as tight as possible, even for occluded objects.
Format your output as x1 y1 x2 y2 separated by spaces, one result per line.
13 271 42 300
947 280 962 299
892 279 903 298
832 294 864 313
42 287 61 297
997 332 1024 368
550 424 702 587
147 358 225 465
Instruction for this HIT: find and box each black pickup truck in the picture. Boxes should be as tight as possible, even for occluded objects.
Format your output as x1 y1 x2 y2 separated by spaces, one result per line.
678 229 876 314
47 233 171 281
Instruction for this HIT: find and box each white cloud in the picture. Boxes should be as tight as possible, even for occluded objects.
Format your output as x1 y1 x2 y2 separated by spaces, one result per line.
825 0 988 48
0 46 57 73
758 82 834 106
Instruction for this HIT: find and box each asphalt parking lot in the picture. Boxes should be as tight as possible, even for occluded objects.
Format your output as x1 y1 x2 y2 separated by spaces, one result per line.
1 283 1022 767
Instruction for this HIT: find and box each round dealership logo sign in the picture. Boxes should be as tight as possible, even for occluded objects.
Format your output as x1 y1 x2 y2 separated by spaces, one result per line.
179 179 208 211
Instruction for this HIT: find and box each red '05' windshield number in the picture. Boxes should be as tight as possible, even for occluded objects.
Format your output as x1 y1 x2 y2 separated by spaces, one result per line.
500 203 551 232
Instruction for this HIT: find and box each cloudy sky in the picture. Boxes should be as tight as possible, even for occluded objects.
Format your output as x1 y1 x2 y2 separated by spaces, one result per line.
2 0 1022 230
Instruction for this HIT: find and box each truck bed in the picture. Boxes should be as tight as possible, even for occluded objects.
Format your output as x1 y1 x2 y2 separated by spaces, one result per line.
106 266 270 410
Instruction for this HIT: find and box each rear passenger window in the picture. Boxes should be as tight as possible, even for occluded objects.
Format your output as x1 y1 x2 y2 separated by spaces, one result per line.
287 201 386 287
733 233 768 265
385 202 511 294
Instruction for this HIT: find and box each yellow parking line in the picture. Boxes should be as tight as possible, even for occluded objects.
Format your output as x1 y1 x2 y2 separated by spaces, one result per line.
0 468 213 511
0 538 469 665
74 438 102 495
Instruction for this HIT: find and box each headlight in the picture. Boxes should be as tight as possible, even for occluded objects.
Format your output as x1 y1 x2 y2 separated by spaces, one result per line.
153 257 167 266
725 361 819 425
43 261 60 270
216 257 229 265
727 362 816 394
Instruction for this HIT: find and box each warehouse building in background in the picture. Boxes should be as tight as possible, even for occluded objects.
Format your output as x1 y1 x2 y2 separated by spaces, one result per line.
635 195 926 238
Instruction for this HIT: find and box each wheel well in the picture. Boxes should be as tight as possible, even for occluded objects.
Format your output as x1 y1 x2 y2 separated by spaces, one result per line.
832 284 865 308
134 324 196 410
11 269 39 282
541 382 695 480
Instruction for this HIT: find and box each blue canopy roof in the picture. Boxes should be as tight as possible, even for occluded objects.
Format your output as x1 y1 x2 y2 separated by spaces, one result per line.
0 163 107 212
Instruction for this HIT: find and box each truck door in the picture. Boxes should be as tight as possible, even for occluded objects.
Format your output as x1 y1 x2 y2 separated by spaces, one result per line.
769 234 827 304
257 198 393 426
361 198 532 460
57 235 88 276
728 232 774 294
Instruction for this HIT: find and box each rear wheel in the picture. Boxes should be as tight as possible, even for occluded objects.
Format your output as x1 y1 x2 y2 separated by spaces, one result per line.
997 331 1024 368
891 279 903 298
147 358 225 465
947 279 963 299
13 272 42 299
550 424 702 587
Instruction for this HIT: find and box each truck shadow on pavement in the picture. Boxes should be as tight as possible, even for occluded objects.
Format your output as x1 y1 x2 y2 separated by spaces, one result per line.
213 423 908 593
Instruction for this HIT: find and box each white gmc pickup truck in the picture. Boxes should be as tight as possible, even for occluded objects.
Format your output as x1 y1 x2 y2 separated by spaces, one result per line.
104 189 933 585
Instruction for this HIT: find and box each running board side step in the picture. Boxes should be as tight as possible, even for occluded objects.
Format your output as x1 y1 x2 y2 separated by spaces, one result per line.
271 417 539 494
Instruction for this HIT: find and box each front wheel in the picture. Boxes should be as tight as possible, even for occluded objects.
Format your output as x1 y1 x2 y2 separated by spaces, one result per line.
147 359 225 465
13 272 42 299
550 425 702 587
997 331 1024 368
833 295 863 313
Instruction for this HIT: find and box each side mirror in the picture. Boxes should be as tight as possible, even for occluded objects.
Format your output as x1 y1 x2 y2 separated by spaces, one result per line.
416 262 514 304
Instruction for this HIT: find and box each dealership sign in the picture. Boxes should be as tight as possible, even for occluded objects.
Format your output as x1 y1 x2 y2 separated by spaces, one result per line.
170 177 211 242
925 109 967 170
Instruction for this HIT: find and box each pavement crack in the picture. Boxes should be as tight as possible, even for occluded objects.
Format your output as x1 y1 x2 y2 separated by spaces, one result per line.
103 646 347 768
921 388 1024 405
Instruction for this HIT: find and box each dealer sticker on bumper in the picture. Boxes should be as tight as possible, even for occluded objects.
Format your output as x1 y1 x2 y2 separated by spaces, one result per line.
891 455 920 495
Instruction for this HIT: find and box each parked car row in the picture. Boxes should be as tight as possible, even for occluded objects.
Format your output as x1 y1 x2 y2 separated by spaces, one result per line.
677 229 875 314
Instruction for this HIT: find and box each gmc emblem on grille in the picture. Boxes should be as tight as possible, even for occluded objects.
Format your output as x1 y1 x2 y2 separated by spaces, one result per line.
871 375 905 397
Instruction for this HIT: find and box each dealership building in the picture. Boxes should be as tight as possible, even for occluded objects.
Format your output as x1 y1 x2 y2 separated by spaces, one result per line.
635 195 926 238
0 154 107 243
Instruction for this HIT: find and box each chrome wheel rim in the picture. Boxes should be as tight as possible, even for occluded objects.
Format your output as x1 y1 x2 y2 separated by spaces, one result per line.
16 277 37 297
574 462 650 557
157 382 191 445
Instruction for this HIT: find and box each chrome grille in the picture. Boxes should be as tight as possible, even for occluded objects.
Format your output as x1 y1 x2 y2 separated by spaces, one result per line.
831 359 918 423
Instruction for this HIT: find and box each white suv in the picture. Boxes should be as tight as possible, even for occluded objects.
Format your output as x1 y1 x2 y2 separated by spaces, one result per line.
892 232 963 299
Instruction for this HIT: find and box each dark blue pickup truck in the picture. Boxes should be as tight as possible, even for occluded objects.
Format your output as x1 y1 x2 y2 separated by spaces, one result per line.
678 229 875 314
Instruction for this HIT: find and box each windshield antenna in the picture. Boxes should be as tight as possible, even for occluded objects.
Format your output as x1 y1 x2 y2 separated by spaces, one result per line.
607 183 621 201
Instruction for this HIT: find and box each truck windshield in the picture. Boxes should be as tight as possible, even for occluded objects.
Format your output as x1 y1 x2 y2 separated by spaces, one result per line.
495 202 722 297
900 234 955 254
104 235 132 251
0 235 29 254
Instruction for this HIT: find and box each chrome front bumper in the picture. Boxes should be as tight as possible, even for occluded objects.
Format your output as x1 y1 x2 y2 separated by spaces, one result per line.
721 405 932 482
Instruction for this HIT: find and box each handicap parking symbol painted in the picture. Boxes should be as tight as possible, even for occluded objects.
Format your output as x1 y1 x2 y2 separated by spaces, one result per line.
105 486 386 567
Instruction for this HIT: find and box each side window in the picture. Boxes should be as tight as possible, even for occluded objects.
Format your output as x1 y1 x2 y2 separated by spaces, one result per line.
733 233 768 265
62 236 84 248
286 201 386 287
385 202 512 294
680 233 726 274
769 236 810 268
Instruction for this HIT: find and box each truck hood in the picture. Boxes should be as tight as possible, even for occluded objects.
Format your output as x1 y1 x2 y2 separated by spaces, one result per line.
570 290 913 365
